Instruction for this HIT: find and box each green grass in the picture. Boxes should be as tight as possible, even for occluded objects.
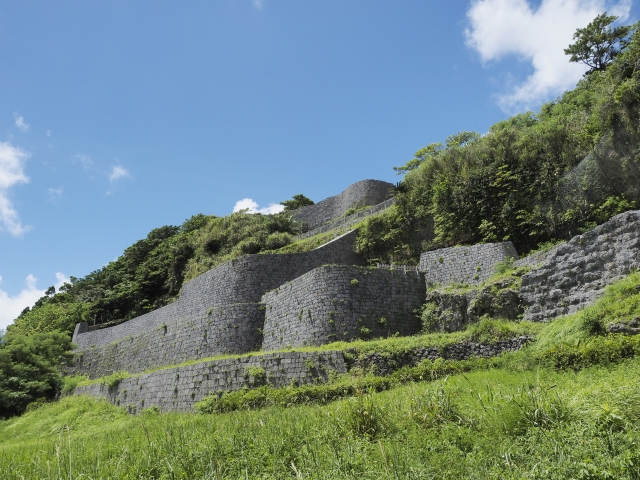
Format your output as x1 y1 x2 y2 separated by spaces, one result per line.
4 358 640 478
6 273 640 477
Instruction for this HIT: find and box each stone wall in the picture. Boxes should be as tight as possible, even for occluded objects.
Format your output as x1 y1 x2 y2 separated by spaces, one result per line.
71 336 531 413
514 243 565 269
521 210 640 322
69 303 265 379
262 265 425 350
419 242 519 286
349 336 532 375
290 179 394 231
73 230 362 350
72 350 347 413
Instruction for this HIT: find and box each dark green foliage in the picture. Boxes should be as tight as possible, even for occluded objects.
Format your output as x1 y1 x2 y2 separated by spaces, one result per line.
565 13 635 74
280 193 314 211
10 211 298 336
358 27 640 265
0 331 73 418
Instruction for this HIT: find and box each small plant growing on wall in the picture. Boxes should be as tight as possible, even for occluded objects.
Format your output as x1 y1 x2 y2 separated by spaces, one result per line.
360 326 371 337
377 317 387 325
438 256 444 263
350 279 359 286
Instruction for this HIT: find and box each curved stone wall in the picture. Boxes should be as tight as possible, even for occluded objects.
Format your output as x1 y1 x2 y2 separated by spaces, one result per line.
73 230 363 350
70 303 265 379
419 242 519 286
262 265 425 350
290 179 394 230
521 210 640 322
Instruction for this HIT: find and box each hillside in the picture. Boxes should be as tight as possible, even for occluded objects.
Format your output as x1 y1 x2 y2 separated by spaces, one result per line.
3 18 640 480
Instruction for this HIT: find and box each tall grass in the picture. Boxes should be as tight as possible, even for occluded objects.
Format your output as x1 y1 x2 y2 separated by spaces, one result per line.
3 360 640 478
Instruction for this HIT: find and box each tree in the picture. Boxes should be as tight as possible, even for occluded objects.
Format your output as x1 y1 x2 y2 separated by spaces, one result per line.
393 142 443 175
564 13 635 74
280 194 314 211
0 331 73 418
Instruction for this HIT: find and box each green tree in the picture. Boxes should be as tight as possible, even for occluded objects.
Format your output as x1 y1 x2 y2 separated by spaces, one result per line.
280 194 314 211
564 13 635 74
393 142 443 175
0 331 73 418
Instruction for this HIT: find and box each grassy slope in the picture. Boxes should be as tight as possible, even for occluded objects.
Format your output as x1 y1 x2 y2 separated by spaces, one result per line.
3 274 640 478
2 360 640 478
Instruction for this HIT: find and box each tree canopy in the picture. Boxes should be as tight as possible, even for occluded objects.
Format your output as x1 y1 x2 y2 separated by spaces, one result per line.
564 13 635 74
280 194 314 211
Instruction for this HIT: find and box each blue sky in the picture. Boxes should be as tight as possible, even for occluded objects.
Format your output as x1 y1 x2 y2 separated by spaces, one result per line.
1 0 638 328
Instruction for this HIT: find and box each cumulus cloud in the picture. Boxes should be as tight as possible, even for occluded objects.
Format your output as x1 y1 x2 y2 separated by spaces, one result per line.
0 142 30 236
253 0 264 10
13 112 30 133
108 165 130 182
465 0 632 113
47 187 63 203
233 198 284 215
0 272 69 330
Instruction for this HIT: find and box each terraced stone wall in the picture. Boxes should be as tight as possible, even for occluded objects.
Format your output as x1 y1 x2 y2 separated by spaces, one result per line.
262 265 425 350
290 179 394 230
419 242 519 286
69 303 265 379
72 350 347 413
521 210 640 322
73 230 362 350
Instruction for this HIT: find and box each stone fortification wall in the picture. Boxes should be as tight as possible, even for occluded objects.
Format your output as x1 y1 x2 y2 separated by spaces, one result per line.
290 179 394 231
514 243 565 269
262 265 425 350
73 230 362 350
419 242 519 286
71 336 531 413
69 303 265 379
521 210 640 322
73 350 347 413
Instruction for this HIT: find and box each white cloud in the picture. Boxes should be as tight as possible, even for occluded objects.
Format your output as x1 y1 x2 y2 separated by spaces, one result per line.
233 198 284 215
13 112 30 133
72 153 94 172
253 0 264 10
0 272 69 330
47 187 63 203
46 130 51 137
0 142 30 236
108 165 130 182
465 0 632 113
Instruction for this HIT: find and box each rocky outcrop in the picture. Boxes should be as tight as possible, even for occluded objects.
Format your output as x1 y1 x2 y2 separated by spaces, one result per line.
520 210 640 322
421 277 523 332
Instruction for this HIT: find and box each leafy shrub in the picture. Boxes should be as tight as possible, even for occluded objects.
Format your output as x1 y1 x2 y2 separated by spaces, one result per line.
264 232 292 250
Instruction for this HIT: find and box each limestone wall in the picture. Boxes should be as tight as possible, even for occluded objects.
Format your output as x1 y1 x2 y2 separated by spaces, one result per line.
73 230 362 350
521 210 640 322
419 242 519 286
72 350 347 413
69 303 265 379
262 265 425 350
290 179 394 231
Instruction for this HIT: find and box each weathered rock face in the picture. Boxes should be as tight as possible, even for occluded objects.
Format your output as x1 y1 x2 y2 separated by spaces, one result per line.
520 210 640 322
422 278 523 332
